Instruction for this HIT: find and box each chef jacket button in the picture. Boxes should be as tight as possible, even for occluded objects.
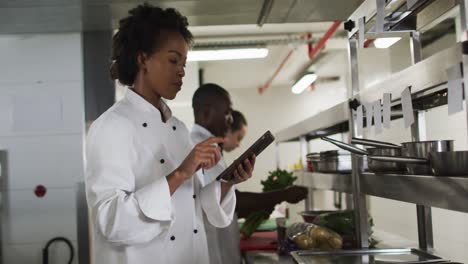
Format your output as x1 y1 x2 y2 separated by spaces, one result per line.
193 229 198 234
172 126 176 131
193 194 196 199
142 123 147 127
160 159 165 164
170 236 175 241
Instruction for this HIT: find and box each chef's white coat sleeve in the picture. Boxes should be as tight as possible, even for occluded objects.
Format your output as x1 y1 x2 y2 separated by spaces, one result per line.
200 180 236 228
85 114 173 246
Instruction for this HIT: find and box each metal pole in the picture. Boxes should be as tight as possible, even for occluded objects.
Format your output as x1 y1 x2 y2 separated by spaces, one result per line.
348 36 369 248
299 136 313 210
459 0 468 40
410 31 434 251
459 0 468 145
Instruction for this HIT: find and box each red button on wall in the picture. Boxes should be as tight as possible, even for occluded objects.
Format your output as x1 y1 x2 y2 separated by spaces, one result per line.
34 185 47 198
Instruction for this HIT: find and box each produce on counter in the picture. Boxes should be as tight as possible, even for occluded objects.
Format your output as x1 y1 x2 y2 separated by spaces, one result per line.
287 222 343 250
312 210 377 248
240 169 297 238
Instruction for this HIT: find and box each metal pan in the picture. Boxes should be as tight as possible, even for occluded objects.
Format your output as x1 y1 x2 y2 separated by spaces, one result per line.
368 151 468 176
400 140 453 174
349 137 454 175
321 137 405 173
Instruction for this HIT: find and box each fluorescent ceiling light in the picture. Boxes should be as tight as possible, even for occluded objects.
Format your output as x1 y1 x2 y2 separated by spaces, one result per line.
291 73 318 94
374 37 401 49
187 48 268 62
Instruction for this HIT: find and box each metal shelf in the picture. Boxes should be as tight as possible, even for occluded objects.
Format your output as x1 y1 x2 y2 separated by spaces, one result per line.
295 171 353 194
275 101 349 143
356 41 466 105
360 172 468 213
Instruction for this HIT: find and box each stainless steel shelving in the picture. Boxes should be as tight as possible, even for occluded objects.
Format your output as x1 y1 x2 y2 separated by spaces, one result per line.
276 101 349 143
275 0 468 261
360 172 468 213
294 172 353 194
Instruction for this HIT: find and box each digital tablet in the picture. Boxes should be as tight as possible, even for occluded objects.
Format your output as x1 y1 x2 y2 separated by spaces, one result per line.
216 130 275 182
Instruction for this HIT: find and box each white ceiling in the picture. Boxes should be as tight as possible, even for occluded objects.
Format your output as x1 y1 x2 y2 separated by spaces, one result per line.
0 0 364 92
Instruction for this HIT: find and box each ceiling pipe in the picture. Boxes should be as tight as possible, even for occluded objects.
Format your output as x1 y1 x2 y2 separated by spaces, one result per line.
257 0 274 27
364 38 375 48
258 49 295 94
258 21 342 94
307 21 341 60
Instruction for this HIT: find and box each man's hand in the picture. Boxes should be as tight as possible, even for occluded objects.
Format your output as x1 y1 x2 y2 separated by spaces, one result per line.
284 185 308 204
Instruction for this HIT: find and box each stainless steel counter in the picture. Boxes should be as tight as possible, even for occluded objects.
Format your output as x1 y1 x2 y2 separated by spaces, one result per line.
243 250 296 264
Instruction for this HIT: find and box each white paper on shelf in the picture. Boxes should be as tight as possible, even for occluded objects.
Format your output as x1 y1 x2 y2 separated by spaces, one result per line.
364 103 373 132
446 63 463 115
373 100 383 134
359 17 365 49
376 0 385 33
383 93 391 129
407 0 418 9
356 105 364 137
401 87 414 128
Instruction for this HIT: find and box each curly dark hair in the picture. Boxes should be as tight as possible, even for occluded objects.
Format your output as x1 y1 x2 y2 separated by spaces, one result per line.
110 3 193 86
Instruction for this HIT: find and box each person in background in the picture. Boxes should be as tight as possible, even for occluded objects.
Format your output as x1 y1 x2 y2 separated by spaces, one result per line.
85 5 254 264
190 85 307 264
224 110 309 219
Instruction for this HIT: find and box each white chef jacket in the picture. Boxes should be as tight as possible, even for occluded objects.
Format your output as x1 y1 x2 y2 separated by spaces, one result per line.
191 124 242 264
85 89 236 264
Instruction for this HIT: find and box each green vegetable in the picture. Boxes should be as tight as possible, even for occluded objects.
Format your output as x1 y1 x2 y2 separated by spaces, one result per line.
240 169 297 237
312 210 356 236
312 210 376 248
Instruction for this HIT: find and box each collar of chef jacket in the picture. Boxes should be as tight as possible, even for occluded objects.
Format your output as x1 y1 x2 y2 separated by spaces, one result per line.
126 88 173 122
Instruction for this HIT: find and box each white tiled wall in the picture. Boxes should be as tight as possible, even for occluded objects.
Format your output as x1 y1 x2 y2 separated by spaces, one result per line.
0 33 84 264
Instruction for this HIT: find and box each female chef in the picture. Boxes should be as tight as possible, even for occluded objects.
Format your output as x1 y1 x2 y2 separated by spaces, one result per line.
85 4 255 264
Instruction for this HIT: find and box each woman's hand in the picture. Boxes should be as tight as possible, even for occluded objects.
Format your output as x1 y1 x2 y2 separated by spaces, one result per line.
177 137 225 181
220 154 256 201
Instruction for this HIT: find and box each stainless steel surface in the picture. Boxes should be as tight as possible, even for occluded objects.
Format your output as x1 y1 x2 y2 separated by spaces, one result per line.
76 182 89 264
366 148 405 173
401 140 454 174
348 34 369 249
351 137 400 148
360 172 468 213
300 136 309 172
367 155 428 164
417 205 434 251
317 157 352 173
0 150 6 261
430 151 468 176
355 42 465 105
295 172 353 194
410 28 433 252
349 37 360 98
276 102 349 143
321 136 368 155
291 248 443 264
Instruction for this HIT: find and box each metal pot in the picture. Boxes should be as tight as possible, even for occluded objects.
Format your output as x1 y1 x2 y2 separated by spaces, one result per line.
400 140 453 174
369 150 468 176
319 150 352 173
321 137 402 173
347 137 454 175
366 147 405 173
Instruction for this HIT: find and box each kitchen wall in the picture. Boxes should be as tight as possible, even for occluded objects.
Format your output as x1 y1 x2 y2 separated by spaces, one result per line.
0 33 84 263
190 30 468 262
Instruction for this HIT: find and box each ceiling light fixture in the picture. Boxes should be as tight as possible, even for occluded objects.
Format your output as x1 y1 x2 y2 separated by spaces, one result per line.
291 73 318 94
374 37 401 48
187 48 269 62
